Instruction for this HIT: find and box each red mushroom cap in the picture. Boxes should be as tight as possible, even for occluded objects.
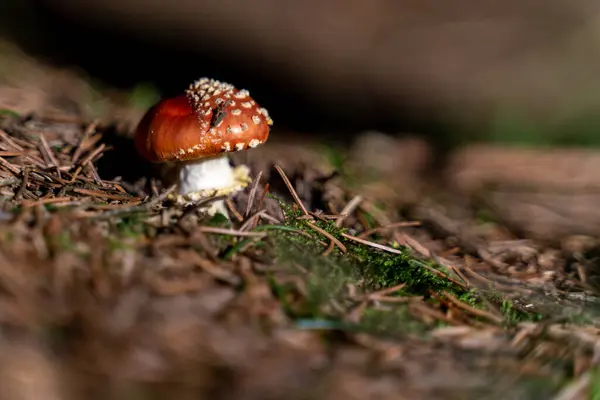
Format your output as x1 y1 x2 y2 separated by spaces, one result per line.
135 78 273 163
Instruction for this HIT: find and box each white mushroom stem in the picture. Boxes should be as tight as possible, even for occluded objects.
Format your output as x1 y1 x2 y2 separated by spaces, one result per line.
178 155 235 194
175 154 251 218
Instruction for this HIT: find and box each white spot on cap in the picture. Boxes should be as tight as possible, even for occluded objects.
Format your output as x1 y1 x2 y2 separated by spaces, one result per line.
227 125 242 135
235 143 245 151
221 142 231 151
259 107 273 125
234 90 249 99
184 143 203 154
185 77 237 117
182 78 271 140
249 139 260 148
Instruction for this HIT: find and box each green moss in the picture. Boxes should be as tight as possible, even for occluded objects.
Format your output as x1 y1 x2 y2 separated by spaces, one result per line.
501 300 543 324
207 212 231 227
361 209 378 230
114 215 147 238
44 203 63 212
591 367 600 400
360 307 431 337
282 205 470 295
0 108 20 118
270 233 355 317
254 202 458 333
254 200 545 336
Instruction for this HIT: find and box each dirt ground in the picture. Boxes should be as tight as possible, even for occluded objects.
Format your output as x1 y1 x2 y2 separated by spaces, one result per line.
1 40 600 400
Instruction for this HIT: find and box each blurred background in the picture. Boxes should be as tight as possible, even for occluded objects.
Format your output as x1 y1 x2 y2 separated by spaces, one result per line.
4 0 600 149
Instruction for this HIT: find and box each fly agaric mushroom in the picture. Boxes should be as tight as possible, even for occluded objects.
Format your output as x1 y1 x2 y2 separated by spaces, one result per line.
134 77 272 216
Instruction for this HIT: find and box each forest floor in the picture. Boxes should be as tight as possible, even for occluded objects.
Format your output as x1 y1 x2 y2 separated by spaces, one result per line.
0 39 599 400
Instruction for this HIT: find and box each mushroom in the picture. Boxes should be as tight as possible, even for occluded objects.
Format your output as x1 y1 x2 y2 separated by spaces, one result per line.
134 77 273 217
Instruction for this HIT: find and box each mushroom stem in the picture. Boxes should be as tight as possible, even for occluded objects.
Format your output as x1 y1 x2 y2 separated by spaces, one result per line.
173 154 251 218
178 155 235 195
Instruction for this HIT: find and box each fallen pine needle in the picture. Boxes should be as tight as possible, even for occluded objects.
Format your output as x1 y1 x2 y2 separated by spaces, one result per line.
71 120 99 164
72 188 141 202
196 226 268 238
245 170 263 217
341 233 403 254
358 220 422 238
225 197 244 222
0 151 29 157
306 221 347 253
22 196 75 207
443 291 505 325
335 195 363 227
367 295 422 303
321 240 335 257
0 156 21 174
355 283 407 300
274 164 309 216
